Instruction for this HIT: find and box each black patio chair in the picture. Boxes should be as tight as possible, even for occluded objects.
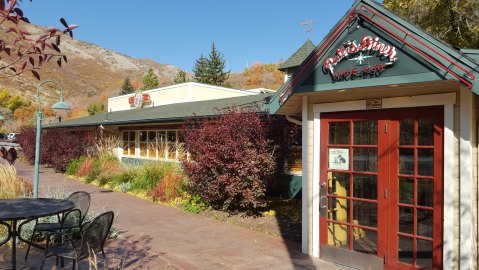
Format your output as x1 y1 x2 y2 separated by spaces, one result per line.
23 191 91 260
0 221 11 246
40 211 114 270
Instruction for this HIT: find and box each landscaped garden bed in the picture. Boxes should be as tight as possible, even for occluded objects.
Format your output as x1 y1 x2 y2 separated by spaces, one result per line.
16 107 303 242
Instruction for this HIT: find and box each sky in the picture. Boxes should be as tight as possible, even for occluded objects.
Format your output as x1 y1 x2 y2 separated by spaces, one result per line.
22 1 362 73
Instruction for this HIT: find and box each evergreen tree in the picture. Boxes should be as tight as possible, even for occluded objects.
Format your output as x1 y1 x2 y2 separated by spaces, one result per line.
119 77 135 95
207 42 230 86
193 55 209 84
192 43 230 86
87 102 105 115
142 68 159 90
173 70 188 84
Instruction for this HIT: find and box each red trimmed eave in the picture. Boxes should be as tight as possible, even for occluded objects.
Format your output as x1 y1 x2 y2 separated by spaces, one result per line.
278 4 477 106
358 4 475 88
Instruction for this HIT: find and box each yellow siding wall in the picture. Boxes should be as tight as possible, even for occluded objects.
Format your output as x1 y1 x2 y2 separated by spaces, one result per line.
192 85 252 100
107 83 254 112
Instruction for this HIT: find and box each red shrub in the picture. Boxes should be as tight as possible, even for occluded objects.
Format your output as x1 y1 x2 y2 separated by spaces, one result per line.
76 158 94 178
148 172 185 202
17 127 95 172
182 106 275 213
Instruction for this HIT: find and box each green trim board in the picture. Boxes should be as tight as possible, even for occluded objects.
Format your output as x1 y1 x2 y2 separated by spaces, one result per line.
289 174 302 199
46 93 274 129
294 73 441 94
270 0 479 114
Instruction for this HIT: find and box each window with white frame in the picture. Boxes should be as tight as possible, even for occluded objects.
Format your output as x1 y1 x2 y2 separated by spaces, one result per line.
139 131 148 157
122 131 136 156
147 131 157 158
122 129 185 161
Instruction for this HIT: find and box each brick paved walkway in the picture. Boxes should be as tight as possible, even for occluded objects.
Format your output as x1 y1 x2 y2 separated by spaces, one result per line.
0 162 343 270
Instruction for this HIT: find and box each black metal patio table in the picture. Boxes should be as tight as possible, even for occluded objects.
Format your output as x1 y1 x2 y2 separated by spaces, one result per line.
0 198 74 270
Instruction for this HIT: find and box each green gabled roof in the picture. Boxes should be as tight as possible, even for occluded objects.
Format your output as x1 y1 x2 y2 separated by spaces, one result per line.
46 93 274 129
270 0 479 114
278 40 315 71
461 49 479 63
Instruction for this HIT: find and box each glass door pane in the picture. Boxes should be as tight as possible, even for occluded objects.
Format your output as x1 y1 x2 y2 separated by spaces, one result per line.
325 120 379 256
396 118 436 268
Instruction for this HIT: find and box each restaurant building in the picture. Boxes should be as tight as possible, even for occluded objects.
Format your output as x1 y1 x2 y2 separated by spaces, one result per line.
48 82 274 164
269 0 479 269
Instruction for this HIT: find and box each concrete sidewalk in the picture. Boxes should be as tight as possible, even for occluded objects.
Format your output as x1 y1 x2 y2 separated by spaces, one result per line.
3 162 342 270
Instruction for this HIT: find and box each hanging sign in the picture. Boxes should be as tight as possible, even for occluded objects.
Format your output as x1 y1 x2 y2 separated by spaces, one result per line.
328 148 349 170
322 36 398 83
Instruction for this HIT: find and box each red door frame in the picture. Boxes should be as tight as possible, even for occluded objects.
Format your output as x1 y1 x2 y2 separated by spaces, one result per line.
319 106 443 269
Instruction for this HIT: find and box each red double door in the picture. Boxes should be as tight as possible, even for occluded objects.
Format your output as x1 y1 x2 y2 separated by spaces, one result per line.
320 106 443 270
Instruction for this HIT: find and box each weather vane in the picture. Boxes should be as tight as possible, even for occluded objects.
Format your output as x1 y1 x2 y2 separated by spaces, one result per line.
301 19 315 40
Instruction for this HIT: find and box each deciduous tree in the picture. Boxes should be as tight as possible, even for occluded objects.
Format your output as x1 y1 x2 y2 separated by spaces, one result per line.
242 62 284 90
244 61 264 87
13 104 54 124
384 0 479 48
6 95 30 112
0 0 77 79
0 89 10 107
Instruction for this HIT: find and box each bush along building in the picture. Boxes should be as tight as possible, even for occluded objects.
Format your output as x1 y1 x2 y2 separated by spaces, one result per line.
269 0 479 269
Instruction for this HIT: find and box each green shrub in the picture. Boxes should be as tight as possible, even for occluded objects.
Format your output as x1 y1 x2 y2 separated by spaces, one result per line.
183 194 206 214
118 181 132 193
65 156 87 176
111 168 136 186
111 173 129 186
97 158 123 186
131 161 181 191
97 174 111 186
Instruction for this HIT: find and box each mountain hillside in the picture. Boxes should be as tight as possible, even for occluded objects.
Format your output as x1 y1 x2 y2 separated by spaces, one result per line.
0 22 284 129
0 22 181 112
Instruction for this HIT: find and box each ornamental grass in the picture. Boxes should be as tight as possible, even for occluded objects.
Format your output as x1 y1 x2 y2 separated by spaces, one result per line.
0 163 33 244
148 172 186 202
0 164 31 199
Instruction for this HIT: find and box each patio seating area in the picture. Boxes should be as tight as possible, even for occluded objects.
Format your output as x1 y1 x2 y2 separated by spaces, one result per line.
0 161 343 270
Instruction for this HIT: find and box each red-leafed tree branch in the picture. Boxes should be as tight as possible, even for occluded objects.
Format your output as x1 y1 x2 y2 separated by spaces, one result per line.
0 0 77 79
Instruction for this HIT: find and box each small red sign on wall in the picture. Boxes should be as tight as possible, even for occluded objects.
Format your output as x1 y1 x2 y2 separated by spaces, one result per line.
128 93 151 108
